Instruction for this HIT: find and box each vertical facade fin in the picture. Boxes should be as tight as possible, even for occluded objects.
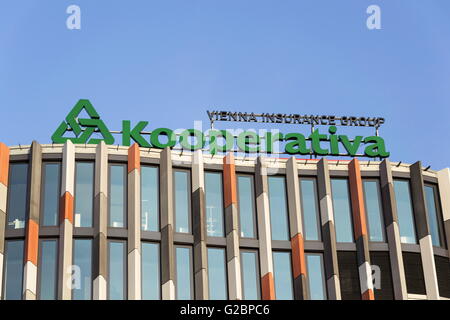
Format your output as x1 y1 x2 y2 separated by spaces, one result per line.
286 157 308 300
23 141 42 300
93 142 108 300
317 158 341 300
161 147 175 300
255 156 275 300
348 159 374 300
380 159 407 300
410 162 440 299
0 142 10 300
223 153 242 300
58 141 75 300
192 150 208 299
127 143 141 300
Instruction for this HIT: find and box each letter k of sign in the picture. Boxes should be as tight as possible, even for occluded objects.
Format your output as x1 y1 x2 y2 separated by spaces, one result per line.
51 99 115 145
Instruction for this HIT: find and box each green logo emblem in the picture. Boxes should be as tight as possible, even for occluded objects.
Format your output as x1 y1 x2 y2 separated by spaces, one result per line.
51 99 114 144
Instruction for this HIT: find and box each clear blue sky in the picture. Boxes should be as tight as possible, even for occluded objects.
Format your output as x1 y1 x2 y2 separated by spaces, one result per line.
1 1 449 169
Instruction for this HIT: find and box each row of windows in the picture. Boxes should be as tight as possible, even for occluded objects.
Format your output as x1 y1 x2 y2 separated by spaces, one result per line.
6 162 447 247
2 238 327 300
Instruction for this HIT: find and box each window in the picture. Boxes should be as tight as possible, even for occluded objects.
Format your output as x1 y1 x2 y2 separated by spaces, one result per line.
306 253 327 300
205 172 224 237
74 162 94 227
72 239 93 300
424 185 445 247
207 248 228 299
331 179 354 243
175 246 193 299
240 250 260 299
299 178 321 241
362 180 385 242
174 170 191 233
41 163 61 226
141 166 159 231
108 241 126 300
7 163 28 229
237 175 257 238
3 240 24 300
272 251 293 300
38 240 58 300
109 164 126 228
142 242 160 300
268 177 290 241
393 180 417 244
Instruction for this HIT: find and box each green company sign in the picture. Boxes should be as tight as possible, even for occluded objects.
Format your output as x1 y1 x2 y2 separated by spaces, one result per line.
52 99 390 158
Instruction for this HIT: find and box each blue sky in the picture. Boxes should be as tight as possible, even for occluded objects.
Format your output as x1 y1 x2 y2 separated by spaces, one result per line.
1 1 449 169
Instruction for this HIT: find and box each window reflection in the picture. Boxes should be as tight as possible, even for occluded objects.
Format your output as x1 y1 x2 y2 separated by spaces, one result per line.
331 179 354 243
3 240 24 300
108 241 126 300
109 165 126 228
272 251 293 300
238 176 257 238
38 240 58 300
268 177 290 241
393 180 417 244
207 248 227 299
141 166 159 231
176 246 193 299
142 242 160 300
362 180 385 242
424 185 444 247
7 163 28 229
174 170 191 233
205 172 224 237
73 239 93 300
74 162 94 227
241 251 260 299
306 253 327 300
299 178 321 241
41 163 61 226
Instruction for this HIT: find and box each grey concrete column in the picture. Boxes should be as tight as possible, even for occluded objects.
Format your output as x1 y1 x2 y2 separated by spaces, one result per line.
127 144 141 300
23 141 42 300
160 148 175 300
0 142 10 300
410 162 440 299
379 159 407 300
286 157 308 300
223 153 242 300
255 157 275 300
93 142 108 300
58 141 75 300
437 168 450 259
192 150 208 300
317 159 341 300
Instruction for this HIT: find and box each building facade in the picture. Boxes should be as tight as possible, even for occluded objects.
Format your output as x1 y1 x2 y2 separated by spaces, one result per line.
0 141 449 300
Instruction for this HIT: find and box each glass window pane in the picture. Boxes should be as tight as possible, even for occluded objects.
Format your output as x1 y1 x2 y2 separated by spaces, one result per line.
241 251 260 300
74 162 94 227
306 254 327 300
272 251 293 300
141 166 159 231
142 242 160 299
108 241 126 300
393 180 417 244
205 172 224 237
207 248 228 299
175 247 193 299
3 240 24 300
7 163 28 229
300 178 321 241
238 176 256 238
109 165 126 228
424 185 443 247
38 240 58 300
362 180 385 242
42 163 61 226
174 170 191 233
331 179 354 243
73 239 92 300
268 177 290 241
